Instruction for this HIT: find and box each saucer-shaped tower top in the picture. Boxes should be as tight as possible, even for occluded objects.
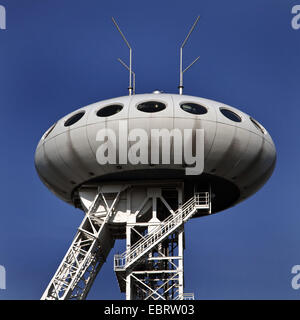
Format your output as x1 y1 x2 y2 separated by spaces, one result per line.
35 92 276 214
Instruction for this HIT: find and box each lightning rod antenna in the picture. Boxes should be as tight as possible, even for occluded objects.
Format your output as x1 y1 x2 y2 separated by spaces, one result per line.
118 58 136 94
179 15 200 95
112 17 133 96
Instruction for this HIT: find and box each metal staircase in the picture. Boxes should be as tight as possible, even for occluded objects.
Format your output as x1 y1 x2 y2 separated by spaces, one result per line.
114 192 210 272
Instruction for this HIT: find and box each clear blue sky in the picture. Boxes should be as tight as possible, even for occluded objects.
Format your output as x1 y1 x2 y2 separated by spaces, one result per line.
0 0 299 300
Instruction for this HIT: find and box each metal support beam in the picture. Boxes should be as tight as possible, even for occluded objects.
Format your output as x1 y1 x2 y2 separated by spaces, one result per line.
41 182 210 300
41 190 120 300
114 185 210 299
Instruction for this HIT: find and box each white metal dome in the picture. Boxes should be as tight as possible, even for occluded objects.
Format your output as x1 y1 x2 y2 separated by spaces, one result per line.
35 93 276 213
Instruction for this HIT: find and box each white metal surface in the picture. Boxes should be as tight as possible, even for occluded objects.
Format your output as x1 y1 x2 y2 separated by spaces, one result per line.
35 93 276 208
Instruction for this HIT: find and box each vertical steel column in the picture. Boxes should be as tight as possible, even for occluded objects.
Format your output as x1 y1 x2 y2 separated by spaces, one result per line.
124 185 186 300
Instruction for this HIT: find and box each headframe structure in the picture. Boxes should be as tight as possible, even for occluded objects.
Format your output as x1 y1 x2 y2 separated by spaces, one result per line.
36 17 276 300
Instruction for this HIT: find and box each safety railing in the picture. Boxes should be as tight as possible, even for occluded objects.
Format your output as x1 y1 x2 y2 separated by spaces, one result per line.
175 293 195 300
114 192 209 270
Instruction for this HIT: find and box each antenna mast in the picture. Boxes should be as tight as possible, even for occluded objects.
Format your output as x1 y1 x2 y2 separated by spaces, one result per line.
112 17 133 96
179 15 200 95
118 58 136 94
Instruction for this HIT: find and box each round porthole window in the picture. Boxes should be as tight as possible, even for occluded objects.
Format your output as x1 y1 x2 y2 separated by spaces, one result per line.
64 111 85 127
137 101 166 113
180 103 207 115
250 117 266 134
97 105 123 117
220 108 242 122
